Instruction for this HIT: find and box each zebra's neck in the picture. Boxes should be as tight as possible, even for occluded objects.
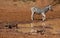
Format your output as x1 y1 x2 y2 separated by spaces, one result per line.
43 7 49 13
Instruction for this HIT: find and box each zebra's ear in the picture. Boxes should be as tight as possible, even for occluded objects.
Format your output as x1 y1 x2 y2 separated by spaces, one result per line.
49 5 52 8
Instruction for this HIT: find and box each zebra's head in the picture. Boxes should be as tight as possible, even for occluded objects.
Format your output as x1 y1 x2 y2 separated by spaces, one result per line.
48 5 53 11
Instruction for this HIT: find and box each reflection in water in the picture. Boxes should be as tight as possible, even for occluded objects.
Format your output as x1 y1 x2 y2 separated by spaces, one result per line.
30 22 53 35
42 22 46 26
17 22 54 35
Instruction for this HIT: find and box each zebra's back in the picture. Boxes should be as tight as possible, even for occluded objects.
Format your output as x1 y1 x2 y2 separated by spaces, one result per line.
31 7 43 14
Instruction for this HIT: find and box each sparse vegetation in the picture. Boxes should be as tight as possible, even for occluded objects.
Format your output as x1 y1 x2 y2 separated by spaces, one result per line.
54 0 60 4
13 0 18 2
52 0 60 6
13 0 36 2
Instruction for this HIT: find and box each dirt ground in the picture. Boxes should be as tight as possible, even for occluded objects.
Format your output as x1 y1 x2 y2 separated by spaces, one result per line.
0 0 60 38
0 18 60 38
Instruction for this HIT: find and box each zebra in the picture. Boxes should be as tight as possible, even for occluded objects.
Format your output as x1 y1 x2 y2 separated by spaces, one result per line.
31 5 53 21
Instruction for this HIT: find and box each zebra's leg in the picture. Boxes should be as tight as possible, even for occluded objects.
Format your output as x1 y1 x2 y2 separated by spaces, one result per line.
41 13 46 21
31 11 34 21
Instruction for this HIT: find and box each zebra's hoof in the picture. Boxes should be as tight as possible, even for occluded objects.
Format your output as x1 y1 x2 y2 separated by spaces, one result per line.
32 19 33 21
42 19 46 22
31 18 34 21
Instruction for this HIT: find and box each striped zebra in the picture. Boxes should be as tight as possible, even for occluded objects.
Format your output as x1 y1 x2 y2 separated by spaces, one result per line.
31 5 53 21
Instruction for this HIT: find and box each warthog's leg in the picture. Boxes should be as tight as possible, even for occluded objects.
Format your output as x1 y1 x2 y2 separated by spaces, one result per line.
41 13 46 21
